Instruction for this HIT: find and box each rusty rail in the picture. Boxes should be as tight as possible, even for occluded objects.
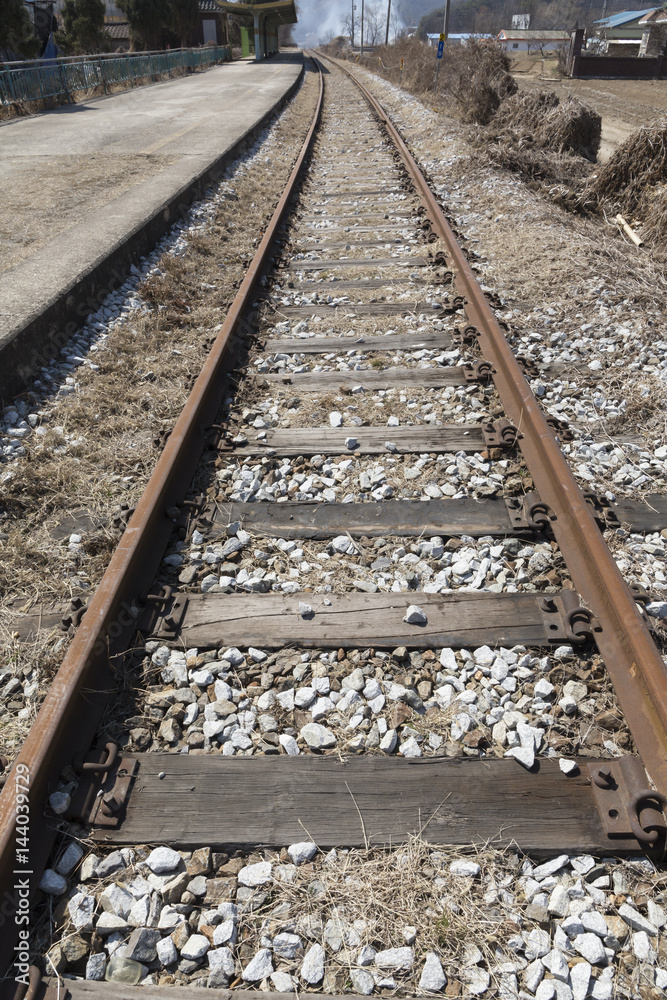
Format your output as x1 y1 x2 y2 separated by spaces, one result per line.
322 52 667 795
2 48 667 987
0 57 324 982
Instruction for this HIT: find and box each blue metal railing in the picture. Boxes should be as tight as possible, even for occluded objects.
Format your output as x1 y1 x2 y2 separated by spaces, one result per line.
0 45 231 105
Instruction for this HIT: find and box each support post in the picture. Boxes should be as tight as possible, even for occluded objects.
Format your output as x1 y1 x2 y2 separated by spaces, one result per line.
58 58 71 101
567 27 584 78
254 12 262 60
360 0 364 56
433 1 450 93
3 62 18 102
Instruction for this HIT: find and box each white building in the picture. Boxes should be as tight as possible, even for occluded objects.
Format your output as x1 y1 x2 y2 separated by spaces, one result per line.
496 29 569 53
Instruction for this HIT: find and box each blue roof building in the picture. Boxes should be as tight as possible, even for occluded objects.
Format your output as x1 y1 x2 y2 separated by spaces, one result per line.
591 7 659 49
594 8 657 28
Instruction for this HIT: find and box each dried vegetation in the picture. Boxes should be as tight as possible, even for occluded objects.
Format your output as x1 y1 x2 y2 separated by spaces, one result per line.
440 38 518 126
252 837 523 992
327 38 667 253
591 119 667 244
326 39 599 211
488 90 600 160
479 89 601 213
331 36 517 126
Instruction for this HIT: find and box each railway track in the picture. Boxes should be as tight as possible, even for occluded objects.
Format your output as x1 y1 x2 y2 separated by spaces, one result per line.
2 53 667 999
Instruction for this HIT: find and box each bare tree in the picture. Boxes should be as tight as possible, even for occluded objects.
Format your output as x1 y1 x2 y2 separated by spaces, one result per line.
390 3 405 41
341 7 353 42
364 1 383 44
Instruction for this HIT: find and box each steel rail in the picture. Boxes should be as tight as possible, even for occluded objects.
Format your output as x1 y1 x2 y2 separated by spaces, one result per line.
0 57 324 982
321 52 667 796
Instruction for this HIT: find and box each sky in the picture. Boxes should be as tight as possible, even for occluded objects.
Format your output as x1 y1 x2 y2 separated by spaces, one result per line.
293 1 352 44
293 0 402 46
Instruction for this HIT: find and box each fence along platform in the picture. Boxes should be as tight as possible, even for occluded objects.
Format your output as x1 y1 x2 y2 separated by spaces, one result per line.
0 45 231 105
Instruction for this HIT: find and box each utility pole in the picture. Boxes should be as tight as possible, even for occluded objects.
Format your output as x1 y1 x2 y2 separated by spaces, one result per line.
360 0 364 55
434 0 450 93
351 0 355 46
385 0 391 45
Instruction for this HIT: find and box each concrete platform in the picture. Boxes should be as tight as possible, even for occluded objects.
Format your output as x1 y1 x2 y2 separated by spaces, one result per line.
0 51 304 400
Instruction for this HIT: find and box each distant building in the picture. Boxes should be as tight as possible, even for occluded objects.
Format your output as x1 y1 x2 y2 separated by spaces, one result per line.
104 20 130 51
425 32 484 46
197 0 230 46
101 0 129 53
590 7 659 55
594 7 658 32
638 5 667 20
496 29 569 52
101 1 231 51
638 7 667 56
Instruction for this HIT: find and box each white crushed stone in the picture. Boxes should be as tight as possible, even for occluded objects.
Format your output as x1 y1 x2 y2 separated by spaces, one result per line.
34 66 667 1000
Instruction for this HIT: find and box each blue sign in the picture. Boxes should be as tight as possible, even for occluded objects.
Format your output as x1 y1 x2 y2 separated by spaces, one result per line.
437 40 444 58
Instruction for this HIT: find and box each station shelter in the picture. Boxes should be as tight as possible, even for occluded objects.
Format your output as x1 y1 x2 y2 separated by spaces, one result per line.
216 0 297 61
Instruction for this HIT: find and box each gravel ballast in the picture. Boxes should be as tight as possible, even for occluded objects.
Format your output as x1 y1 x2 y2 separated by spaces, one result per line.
25 61 667 1000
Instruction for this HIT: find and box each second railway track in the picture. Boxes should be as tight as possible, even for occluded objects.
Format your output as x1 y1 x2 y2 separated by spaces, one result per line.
1 53 667 1000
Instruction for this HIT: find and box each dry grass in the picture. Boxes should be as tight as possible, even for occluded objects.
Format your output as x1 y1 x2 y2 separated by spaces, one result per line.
243 836 521 992
540 98 601 160
326 37 517 126
491 90 601 160
590 118 667 246
590 372 667 441
231 384 488 430
0 97 40 121
0 313 195 603
480 141 596 212
442 39 518 126
476 90 601 212
438 144 667 309
640 182 667 245
38 828 666 994
592 118 667 210
0 626 68 762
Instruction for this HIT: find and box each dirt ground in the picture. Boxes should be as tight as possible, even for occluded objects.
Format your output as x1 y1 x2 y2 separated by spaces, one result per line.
515 71 667 161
